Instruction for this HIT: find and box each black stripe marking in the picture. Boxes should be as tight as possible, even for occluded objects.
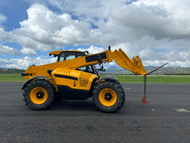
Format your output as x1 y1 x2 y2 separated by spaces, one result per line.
85 53 107 63
54 74 78 80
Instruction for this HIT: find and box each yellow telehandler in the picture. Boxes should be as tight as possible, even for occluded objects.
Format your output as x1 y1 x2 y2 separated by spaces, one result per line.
21 46 158 113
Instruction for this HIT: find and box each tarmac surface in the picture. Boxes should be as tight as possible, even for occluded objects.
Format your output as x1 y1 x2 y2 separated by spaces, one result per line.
0 82 190 143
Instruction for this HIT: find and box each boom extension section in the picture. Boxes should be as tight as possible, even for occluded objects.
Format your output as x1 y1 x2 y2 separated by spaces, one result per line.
60 48 147 76
112 49 146 76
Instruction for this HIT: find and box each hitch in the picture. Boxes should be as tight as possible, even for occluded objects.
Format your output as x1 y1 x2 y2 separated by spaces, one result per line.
142 62 169 104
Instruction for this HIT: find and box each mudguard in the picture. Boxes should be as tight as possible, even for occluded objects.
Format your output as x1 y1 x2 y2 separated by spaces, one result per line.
95 75 117 84
21 76 47 90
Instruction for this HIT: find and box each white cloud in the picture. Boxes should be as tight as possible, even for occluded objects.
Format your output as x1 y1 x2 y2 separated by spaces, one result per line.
0 13 7 25
11 4 94 51
0 28 11 41
1 0 190 67
20 47 37 55
77 45 105 54
0 44 20 55
0 56 57 69
39 0 190 41
131 0 190 39
0 14 11 41
143 60 170 67
168 60 190 68
16 0 190 45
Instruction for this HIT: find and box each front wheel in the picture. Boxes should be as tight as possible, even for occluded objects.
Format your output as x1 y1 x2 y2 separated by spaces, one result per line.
23 80 55 110
92 81 125 113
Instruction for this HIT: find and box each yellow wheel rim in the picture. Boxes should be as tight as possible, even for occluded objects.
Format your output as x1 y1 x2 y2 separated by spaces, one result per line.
99 88 117 107
30 87 48 104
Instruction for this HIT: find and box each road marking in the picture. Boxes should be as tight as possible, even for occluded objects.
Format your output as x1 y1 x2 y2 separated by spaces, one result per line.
125 88 131 89
174 108 190 112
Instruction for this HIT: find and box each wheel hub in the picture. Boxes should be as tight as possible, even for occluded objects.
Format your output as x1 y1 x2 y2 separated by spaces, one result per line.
104 93 112 101
99 88 117 107
36 91 44 99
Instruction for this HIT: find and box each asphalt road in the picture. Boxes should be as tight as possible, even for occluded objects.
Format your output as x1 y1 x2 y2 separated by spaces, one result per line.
0 82 190 143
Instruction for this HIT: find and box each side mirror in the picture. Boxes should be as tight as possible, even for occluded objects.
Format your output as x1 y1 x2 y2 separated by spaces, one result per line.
85 51 89 54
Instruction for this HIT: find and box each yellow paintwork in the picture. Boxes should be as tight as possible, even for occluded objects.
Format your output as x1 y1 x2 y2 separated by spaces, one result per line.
49 50 83 56
99 88 117 106
30 87 48 104
24 48 146 93
112 49 146 75
52 68 98 90
24 65 59 92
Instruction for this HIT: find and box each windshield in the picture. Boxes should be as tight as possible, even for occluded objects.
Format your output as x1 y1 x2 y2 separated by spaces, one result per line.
58 52 85 62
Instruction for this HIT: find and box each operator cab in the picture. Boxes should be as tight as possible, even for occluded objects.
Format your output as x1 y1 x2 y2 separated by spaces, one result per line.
49 50 98 75
49 50 86 62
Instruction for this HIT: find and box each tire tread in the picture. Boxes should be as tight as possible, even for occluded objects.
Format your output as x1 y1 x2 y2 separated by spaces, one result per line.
22 79 55 110
92 80 125 113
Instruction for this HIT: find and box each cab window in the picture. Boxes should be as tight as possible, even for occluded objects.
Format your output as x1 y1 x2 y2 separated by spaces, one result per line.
59 54 76 61
58 52 84 62
59 56 65 61
66 55 75 60
77 66 94 73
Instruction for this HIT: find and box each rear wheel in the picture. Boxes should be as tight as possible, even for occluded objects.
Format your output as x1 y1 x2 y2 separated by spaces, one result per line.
92 81 125 113
23 80 55 110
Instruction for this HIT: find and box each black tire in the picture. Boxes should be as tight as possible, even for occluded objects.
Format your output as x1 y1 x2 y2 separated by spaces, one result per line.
114 80 122 86
92 80 125 113
23 79 55 110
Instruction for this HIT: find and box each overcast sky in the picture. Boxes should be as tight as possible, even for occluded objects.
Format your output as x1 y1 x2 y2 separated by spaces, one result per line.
0 0 190 69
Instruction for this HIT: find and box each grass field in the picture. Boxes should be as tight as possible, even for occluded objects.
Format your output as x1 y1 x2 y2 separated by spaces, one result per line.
104 75 190 84
0 74 25 82
0 74 190 83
